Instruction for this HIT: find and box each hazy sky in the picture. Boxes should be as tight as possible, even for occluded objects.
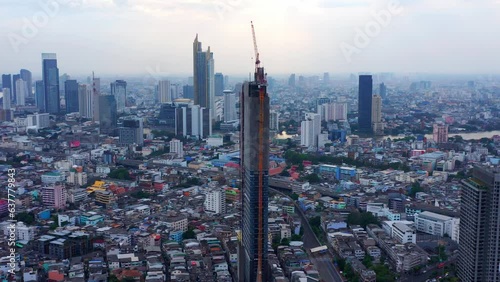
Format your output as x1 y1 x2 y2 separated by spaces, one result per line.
1 0 499 78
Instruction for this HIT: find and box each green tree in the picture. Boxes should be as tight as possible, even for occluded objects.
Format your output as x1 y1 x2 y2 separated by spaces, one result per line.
362 255 373 268
182 227 196 240
409 181 424 197
109 275 120 282
15 212 35 225
291 234 302 241
303 173 321 183
290 193 299 200
130 191 151 199
280 238 290 246
108 168 132 180
347 211 379 228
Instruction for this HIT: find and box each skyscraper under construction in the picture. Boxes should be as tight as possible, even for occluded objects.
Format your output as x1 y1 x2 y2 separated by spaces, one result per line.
239 22 270 282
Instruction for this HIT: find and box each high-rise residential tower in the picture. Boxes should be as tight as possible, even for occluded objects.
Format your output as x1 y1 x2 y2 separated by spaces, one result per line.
158 80 171 103
300 113 321 149
111 80 127 112
35 80 44 111
193 35 215 121
65 80 79 113
20 69 32 96
2 88 11 110
239 63 269 282
433 123 448 143
99 95 117 135
215 72 224 97
223 90 236 122
15 78 27 106
42 53 60 114
358 75 373 133
78 84 93 119
119 117 143 146
2 75 12 94
458 166 500 282
92 76 100 122
379 82 387 99
372 94 383 135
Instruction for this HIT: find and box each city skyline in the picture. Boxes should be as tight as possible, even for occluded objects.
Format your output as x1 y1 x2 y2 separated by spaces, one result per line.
2 0 500 76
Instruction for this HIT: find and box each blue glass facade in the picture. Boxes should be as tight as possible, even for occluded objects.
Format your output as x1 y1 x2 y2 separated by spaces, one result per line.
358 75 372 132
42 54 60 114
65 80 79 113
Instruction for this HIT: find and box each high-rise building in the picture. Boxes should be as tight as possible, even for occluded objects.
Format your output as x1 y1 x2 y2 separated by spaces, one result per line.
78 84 92 118
215 72 224 96
193 35 215 121
64 80 79 113
171 83 181 100
372 94 383 135
99 95 117 135
15 78 27 106
288 74 295 88
300 113 321 148
270 110 279 131
119 117 143 146
169 138 184 158
379 82 387 99
358 75 373 133
20 69 32 96
158 102 212 138
158 80 171 103
42 53 60 114
433 123 448 143
323 72 330 85
111 80 127 112
12 74 20 104
2 74 12 94
92 77 100 122
182 85 194 99
2 88 11 110
239 66 269 282
35 80 45 111
223 90 236 122
458 166 500 282
317 102 347 121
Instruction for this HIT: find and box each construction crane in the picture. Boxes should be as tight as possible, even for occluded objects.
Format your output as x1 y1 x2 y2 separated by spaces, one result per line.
251 21 266 85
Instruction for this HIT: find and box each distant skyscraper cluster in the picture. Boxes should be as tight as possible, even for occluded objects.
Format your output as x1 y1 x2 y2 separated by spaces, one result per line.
157 101 212 139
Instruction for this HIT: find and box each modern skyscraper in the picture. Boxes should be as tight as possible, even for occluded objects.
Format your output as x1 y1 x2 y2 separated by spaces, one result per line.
99 95 117 135
2 75 12 94
12 74 20 104
2 88 11 110
65 80 79 113
42 53 60 114
20 69 32 96
15 78 27 106
323 72 330 85
239 65 269 282
158 80 171 103
223 90 236 122
433 123 448 143
35 80 45 111
372 94 383 135
111 80 127 112
215 72 224 96
358 75 373 133
379 82 387 99
78 84 93 119
92 77 100 122
458 166 500 282
193 35 215 121
182 85 194 99
288 74 295 88
119 117 143 146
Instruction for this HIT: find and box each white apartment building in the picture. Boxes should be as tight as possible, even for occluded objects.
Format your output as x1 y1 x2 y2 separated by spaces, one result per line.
414 211 460 243
204 188 226 215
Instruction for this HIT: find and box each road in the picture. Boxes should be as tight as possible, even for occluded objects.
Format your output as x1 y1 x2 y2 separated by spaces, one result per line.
270 188 344 282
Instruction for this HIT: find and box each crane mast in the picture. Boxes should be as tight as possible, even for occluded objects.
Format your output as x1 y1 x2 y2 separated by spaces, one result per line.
251 21 266 85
